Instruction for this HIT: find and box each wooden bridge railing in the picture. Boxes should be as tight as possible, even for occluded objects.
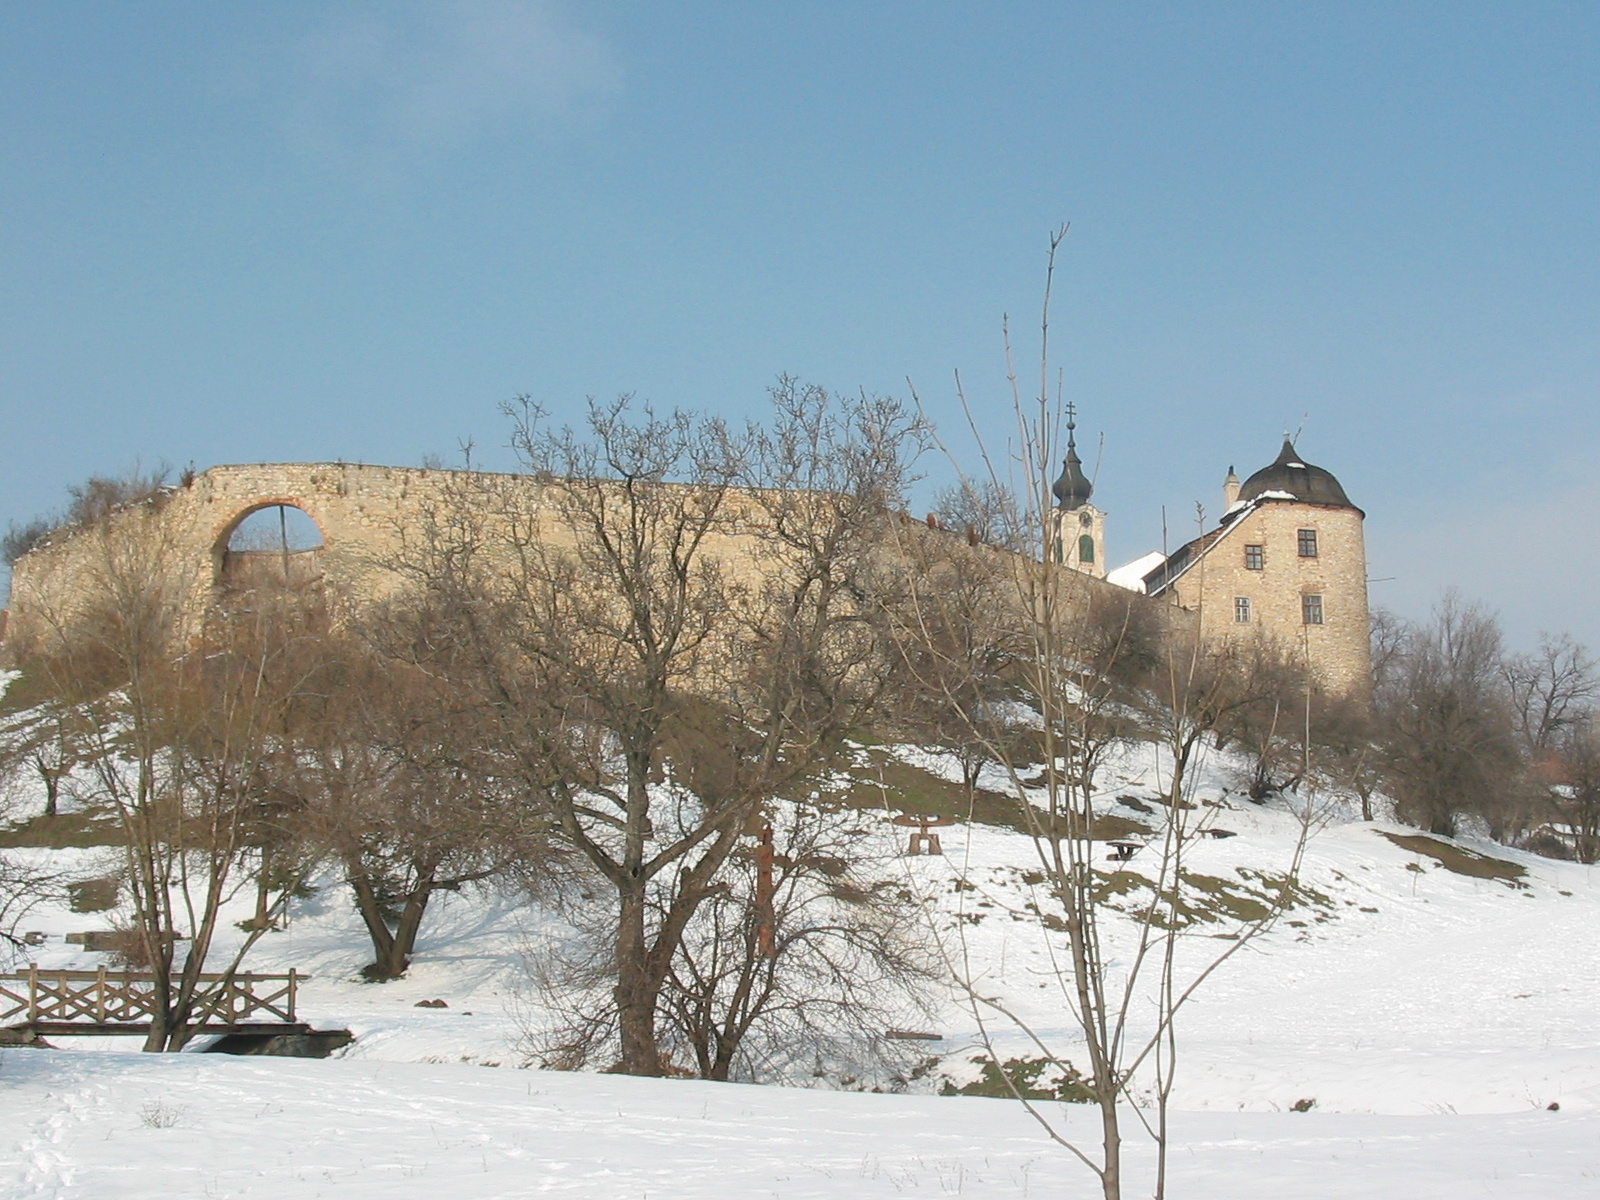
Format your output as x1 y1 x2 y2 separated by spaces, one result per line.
1 966 306 1031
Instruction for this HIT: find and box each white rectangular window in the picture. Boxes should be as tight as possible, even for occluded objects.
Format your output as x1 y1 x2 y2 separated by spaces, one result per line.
1234 597 1251 623
1302 593 1324 625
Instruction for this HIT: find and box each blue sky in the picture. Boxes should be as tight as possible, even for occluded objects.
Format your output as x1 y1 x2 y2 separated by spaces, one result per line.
3 2 1599 649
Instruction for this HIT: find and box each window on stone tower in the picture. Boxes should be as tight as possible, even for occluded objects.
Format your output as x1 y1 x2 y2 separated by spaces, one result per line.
1244 544 1264 570
1302 593 1324 625
1078 534 1095 564
1298 529 1318 558
1234 597 1251 623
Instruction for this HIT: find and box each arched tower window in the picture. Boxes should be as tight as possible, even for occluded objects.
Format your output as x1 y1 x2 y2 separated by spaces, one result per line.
1078 534 1095 565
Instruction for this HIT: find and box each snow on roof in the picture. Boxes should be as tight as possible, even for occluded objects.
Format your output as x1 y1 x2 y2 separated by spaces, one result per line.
1256 489 1298 501
1106 550 1166 593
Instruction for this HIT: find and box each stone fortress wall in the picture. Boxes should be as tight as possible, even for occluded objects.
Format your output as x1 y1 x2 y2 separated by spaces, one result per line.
4 448 1371 701
4 463 462 648
3 461 1140 650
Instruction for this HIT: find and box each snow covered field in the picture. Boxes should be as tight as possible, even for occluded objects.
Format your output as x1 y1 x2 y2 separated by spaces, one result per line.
6 744 1600 1196
5 1050 1598 1198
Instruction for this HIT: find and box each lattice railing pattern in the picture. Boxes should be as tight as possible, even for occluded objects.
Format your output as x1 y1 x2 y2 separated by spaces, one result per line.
0 967 304 1027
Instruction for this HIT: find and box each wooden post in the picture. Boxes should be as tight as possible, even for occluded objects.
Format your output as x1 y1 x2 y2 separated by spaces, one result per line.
755 824 776 959
287 969 298 1022
128 969 147 1022
95 966 106 1022
26 963 38 1023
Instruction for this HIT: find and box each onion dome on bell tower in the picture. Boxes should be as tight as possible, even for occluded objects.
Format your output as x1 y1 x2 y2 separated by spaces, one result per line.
1052 409 1093 510
1049 404 1108 578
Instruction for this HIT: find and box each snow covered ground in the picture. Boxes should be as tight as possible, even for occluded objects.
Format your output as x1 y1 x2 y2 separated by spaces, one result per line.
6 741 1600 1195
4 1050 1599 1198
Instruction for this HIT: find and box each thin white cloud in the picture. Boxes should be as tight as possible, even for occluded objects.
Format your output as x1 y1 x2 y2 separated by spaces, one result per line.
284 1 621 159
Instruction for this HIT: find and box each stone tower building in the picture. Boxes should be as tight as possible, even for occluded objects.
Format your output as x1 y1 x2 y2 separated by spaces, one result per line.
1050 411 1106 580
1138 438 1371 697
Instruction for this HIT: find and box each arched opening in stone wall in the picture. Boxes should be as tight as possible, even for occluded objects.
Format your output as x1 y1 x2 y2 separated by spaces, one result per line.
217 504 325 593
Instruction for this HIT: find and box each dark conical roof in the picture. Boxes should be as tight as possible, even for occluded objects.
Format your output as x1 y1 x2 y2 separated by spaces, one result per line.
1236 438 1356 510
1052 423 1093 510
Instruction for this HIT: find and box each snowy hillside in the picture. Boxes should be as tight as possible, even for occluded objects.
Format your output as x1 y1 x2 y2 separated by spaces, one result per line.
5 739 1600 1196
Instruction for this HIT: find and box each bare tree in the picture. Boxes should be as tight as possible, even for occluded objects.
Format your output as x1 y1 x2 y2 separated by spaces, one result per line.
1373 594 1527 838
0 698 83 819
1308 694 1384 822
1504 632 1598 755
16 504 315 1050
1541 717 1600 862
482 397 749 1076
933 478 1028 553
1308 610 1408 823
883 525 1033 793
887 517 1314 1200
392 387 920 1075
2 516 55 568
533 802 934 1084
2 465 173 569
1172 632 1313 802
1497 634 1600 859
61 467 171 529
658 804 934 1084
888 227 1316 1200
291 614 546 981
0 858 60 961
0 772 62 961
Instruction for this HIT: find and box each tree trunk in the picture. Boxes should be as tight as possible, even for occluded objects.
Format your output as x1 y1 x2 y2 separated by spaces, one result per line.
347 868 399 979
251 864 272 929
384 876 435 978
708 1031 740 1082
614 885 663 1075
38 762 59 819
1099 1100 1122 1199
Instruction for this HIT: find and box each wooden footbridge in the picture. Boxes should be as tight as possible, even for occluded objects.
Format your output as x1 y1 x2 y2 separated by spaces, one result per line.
1 966 310 1038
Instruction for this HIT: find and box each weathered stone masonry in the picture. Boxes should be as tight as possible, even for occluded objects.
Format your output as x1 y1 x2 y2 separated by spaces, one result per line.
2 463 466 648
1137 439 1372 698
4 443 1371 700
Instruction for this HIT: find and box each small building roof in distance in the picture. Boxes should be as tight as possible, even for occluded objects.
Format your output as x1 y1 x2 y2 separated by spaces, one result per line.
1107 550 1166 593
1141 527 1228 596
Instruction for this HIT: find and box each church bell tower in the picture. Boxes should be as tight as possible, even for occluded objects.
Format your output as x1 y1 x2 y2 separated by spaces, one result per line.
1051 406 1106 579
